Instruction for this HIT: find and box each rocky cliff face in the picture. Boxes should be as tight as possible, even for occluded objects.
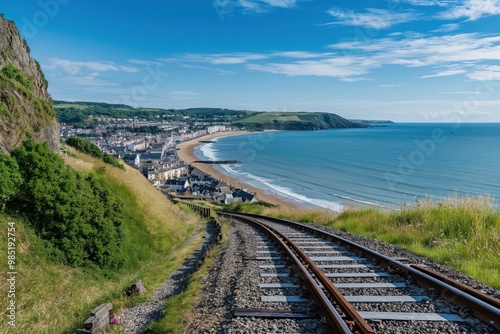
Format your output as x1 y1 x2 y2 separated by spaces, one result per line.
0 15 59 154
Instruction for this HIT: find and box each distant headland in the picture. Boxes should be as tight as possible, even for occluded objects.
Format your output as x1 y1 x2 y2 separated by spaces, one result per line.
54 101 370 131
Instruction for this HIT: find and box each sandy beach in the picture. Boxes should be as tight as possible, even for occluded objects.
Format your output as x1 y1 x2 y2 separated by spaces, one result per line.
176 131 296 208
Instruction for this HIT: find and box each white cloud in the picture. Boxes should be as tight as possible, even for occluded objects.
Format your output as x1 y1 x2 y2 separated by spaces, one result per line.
180 53 268 65
247 57 373 79
272 51 336 58
47 72 120 87
398 0 450 6
329 33 500 69
432 23 461 32
421 69 466 78
213 0 301 15
239 0 261 11
259 0 297 8
418 109 493 120
390 59 428 67
181 64 236 75
211 55 266 64
172 33 500 81
467 65 500 80
440 0 500 20
325 8 417 29
128 59 163 66
42 58 141 90
45 58 138 75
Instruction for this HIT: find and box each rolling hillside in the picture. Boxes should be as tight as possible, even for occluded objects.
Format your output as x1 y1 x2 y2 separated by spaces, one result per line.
234 111 367 130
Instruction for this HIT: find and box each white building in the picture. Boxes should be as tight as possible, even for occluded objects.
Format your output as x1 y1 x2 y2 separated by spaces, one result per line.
207 125 226 134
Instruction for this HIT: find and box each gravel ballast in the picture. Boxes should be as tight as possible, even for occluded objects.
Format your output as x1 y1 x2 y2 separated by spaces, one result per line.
183 215 498 333
119 220 221 334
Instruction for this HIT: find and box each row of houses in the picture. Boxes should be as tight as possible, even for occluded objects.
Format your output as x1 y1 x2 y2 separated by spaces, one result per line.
60 122 258 204
161 167 259 204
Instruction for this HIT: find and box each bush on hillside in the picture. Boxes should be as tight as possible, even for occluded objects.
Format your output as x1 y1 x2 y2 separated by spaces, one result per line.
66 137 125 170
66 137 103 158
0 152 22 208
103 152 125 169
10 140 124 270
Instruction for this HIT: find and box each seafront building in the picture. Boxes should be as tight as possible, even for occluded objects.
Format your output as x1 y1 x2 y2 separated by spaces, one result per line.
59 116 255 204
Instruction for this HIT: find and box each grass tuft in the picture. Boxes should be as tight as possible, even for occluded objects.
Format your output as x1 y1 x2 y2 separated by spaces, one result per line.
232 195 499 289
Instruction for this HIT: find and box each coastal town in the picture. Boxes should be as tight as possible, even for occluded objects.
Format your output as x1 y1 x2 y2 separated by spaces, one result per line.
59 112 260 205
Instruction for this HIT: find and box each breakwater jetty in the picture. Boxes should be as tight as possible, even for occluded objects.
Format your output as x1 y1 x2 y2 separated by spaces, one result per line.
193 160 241 164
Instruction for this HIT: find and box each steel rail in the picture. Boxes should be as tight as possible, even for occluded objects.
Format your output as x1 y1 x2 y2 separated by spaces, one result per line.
230 214 353 333
224 212 375 333
410 264 500 309
223 211 500 331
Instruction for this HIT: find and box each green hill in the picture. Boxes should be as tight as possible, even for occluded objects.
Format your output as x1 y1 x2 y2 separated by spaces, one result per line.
234 111 367 130
54 101 365 131
54 100 251 126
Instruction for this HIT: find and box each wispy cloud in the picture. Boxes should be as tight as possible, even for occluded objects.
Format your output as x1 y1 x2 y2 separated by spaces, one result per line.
42 58 140 89
418 109 493 120
272 51 336 59
421 69 466 78
259 0 297 8
440 0 500 20
399 0 455 6
324 8 418 29
213 0 301 15
168 32 500 82
330 33 500 80
247 57 373 80
128 59 163 66
432 23 461 32
178 53 268 65
45 58 138 75
46 72 120 87
181 64 236 75
211 55 267 64
467 65 500 80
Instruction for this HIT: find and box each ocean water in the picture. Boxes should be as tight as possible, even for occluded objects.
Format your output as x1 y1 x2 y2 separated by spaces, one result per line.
195 123 500 211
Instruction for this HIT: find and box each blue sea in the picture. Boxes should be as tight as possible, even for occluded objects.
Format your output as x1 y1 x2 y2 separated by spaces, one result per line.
195 123 500 211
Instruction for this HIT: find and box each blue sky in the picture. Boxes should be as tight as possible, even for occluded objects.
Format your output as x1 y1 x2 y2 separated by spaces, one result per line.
2 0 500 121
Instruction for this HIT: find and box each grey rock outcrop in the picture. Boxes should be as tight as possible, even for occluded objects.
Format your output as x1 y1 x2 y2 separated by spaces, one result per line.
0 14 59 154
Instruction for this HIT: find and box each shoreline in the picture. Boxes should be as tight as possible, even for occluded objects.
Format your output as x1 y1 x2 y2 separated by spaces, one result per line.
176 131 299 208
176 131 392 213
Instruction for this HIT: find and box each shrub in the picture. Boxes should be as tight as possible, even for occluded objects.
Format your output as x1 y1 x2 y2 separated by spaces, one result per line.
10 140 124 270
103 152 125 170
0 152 22 208
66 137 125 170
66 137 103 158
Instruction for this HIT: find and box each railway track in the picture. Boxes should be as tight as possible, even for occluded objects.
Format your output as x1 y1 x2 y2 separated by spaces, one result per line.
219 211 500 334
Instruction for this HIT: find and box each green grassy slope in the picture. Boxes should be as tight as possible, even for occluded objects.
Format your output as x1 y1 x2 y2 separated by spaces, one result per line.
223 196 500 289
234 111 367 130
0 147 202 333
